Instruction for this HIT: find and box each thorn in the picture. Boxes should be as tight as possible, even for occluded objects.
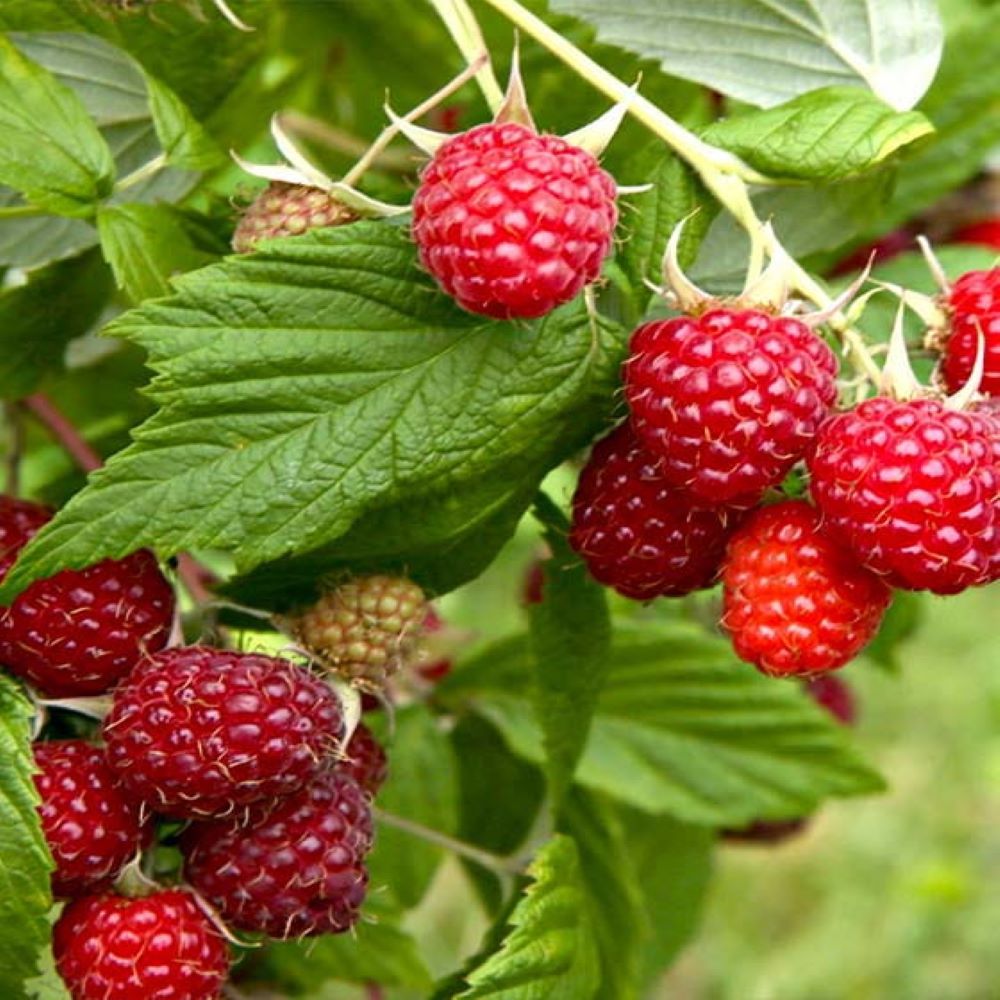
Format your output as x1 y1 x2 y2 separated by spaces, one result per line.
880 296 922 400
383 104 451 155
661 216 711 313
562 80 640 156
916 235 951 296
493 39 537 130
944 322 986 411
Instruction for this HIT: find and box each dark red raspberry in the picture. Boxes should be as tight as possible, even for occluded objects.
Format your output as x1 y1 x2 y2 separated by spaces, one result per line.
53 888 229 1000
182 770 373 938
412 121 618 319
951 219 1000 251
804 675 856 726
569 424 745 600
33 740 150 898
339 722 388 795
521 558 547 606
624 309 839 506
937 268 1000 396
0 497 175 698
721 501 892 676
807 397 1000 593
103 646 343 818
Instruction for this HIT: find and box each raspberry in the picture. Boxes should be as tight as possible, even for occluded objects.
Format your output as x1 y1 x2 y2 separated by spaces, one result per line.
721 501 892 676
807 396 1000 593
415 607 453 683
232 182 356 253
182 770 373 938
568 424 745 599
33 740 150 898
289 575 427 689
951 219 1000 251
412 122 618 319
804 675 856 726
624 309 839 505
339 722 388 795
53 888 229 1000
103 646 343 818
936 268 1000 397
0 498 175 697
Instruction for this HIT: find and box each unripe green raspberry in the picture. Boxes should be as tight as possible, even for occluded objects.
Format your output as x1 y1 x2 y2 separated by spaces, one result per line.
233 182 356 253
289 575 428 689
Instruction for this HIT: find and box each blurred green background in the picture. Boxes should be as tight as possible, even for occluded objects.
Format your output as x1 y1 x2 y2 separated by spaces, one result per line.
658 584 1000 1000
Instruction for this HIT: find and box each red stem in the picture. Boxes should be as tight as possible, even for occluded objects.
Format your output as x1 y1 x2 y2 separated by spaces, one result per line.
22 393 216 604
365 985 385 1000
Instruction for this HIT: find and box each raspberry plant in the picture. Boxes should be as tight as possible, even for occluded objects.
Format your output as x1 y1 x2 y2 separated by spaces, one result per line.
0 0 996 997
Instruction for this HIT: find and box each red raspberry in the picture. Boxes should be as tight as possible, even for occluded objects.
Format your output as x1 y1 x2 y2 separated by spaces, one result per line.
0 497 175 697
33 740 150 898
624 309 839 506
951 219 1000 251
103 646 343 818
232 182 356 253
182 770 373 938
936 268 1000 397
53 888 229 1000
568 424 745 599
721 501 891 676
339 722 388 795
412 122 618 319
807 397 1000 593
521 558 547 606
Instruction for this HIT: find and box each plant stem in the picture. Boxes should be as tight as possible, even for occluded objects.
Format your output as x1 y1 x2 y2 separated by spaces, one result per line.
372 807 523 875
0 203 45 219
23 394 102 473
427 0 504 112
279 113 414 173
3 402 25 496
114 153 167 194
22 393 215 605
476 0 882 384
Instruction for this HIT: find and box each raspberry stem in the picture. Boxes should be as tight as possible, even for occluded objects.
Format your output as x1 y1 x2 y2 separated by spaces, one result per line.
428 0 505 111
372 807 524 875
22 392 217 606
472 0 883 384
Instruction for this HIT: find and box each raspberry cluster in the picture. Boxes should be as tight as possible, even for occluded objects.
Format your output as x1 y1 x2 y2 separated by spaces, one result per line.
0 499 411 998
567 260 1000 683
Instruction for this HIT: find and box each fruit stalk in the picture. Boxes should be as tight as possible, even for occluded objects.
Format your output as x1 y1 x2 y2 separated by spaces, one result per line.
473 0 882 383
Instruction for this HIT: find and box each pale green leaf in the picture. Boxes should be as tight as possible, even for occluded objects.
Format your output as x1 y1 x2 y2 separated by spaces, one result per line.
529 495 611 809
549 0 942 110
442 623 884 825
97 203 216 303
0 34 114 215
142 71 223 171
0 675 54 996
703 87 933 181
459 836 600 999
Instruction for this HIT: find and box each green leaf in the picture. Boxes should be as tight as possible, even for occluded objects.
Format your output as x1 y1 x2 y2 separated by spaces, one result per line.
458 836 600 1000
619 806 713 986
863 591 925 673
889 13 1000 226
548 0 942 111
0 34 114 215
442 622 884 826
614 147 715 320
367 705 459 909
452 715 546 915
702 87 933 182
560 791 646 999
97 203 217 303
244 896 432 993
142 71 223 171
0 248 113 400
0 223 624 604
0 674 54 996
529 495 611 810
